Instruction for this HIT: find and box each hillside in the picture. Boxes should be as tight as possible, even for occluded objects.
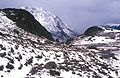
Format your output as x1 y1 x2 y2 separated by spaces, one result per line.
21 6 78 41
0 9 119 78
67 26 120 77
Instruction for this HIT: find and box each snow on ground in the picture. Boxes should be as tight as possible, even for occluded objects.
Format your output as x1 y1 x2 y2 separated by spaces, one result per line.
101 27 120 33
67 26 120 77
72 27 120 45
73 36 116 45
0 9 120 78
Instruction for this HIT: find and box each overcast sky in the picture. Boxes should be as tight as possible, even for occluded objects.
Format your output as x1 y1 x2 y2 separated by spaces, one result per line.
1 0 120 33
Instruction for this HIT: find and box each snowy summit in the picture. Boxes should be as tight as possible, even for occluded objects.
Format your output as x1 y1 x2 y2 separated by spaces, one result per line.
21 6 78 41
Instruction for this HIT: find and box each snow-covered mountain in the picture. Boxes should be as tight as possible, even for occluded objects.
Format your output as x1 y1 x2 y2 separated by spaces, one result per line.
102 23 120 30
21 6 78 41
0 9 119 78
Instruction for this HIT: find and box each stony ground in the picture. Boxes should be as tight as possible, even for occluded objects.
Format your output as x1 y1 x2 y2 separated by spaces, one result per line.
0 27 118 78
0 9 120 78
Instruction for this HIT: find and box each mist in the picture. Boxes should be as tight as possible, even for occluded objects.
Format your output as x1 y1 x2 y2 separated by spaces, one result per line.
1 0 120 33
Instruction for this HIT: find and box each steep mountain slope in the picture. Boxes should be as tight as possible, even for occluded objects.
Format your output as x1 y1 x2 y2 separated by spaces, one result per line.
2 8 54 41
67 26 120 77
21 6 78 41
0 10 118 78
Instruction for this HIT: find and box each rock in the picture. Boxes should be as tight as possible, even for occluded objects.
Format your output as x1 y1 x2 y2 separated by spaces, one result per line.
29 64 43 75
50 70 60 76
0 44 6 50
45 61 57 69
6 63 14 70
0 52 6 57
35 55 42 59
15 53 22 61
11 47 14 53
29 67 38 75
1 75 3 77
72 71 76 74
18 64 23 70
112 55 118 60
87 46 99 50
25 57 33 66
0 32 5 37
5 57 14 64
0 65 4 71
13 29 19 35
15 45 19 49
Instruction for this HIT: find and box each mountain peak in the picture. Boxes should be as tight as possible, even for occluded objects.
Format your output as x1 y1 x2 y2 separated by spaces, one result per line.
21 6 79 41
102 23 120 30
105 23 120 27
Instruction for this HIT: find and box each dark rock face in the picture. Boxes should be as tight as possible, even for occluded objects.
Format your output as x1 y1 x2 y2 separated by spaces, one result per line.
84 26 104 36
0 52 6 58
2 8 54 41
49 70 60 76
0 65 4 71
45 61 57 69
6 63 14 70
